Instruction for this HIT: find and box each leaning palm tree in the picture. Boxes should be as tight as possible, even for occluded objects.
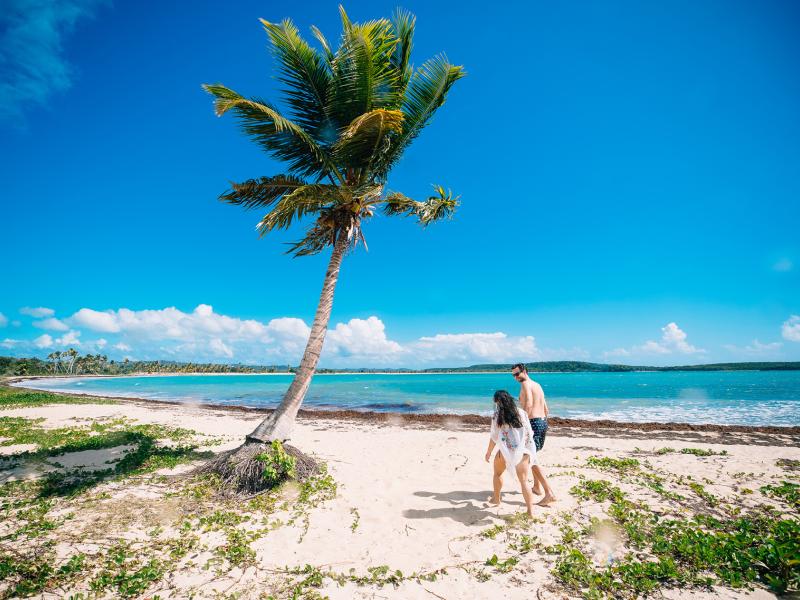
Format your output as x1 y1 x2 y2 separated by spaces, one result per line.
201 6 464 492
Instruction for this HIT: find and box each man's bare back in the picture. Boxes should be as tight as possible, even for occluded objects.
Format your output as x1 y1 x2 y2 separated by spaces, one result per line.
518 377 548 419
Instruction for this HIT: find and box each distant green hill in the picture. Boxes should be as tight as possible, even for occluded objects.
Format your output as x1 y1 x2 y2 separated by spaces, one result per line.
423 361 800 372
2 354 798 377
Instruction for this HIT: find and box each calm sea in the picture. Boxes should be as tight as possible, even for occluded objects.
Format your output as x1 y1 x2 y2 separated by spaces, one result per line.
17 371 800 426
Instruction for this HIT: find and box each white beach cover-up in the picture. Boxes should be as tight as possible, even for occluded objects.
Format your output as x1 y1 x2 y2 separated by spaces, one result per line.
490 407 537 478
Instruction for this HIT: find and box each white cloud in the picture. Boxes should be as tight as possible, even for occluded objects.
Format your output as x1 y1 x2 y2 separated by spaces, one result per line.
208 338 234 358
0 0 107 123
602 322 704 362
70 308 120 332
326 317 404 362
411 332 539 365
2 338 20 349
34 334 53 348
773 258 793 272
20 306 54 318
17 304 581 367
783 315 800 343
33 317 69 331
55 330 81 346
723 339 782 357
659 322 702 354
0 313 7 327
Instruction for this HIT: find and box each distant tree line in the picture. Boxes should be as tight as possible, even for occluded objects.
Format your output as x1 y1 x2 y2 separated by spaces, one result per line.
1 354 798 378
0 351 293 377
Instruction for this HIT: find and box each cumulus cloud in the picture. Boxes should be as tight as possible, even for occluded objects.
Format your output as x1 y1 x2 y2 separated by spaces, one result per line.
67 304 310 363
34 334 53 348
33 317 69 331
326 317 404 362
20 306 55 318
0 0 107 123
13 303 585 367
723 339 782 357
602 322 704 362
0 313 7 327
410 332 540 366
783 315 800 343
2 339 20 349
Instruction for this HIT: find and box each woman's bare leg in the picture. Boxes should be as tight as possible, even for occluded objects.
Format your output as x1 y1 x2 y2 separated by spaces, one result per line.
489 452 505 505
516 456 535 516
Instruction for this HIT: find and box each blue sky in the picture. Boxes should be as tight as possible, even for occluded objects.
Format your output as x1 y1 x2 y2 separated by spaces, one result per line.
1 0 799 367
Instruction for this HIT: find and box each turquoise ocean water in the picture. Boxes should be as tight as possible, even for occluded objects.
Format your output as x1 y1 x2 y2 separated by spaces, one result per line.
17 371 800 426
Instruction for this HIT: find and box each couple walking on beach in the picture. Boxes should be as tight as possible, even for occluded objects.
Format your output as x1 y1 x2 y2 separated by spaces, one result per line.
484 363 556 516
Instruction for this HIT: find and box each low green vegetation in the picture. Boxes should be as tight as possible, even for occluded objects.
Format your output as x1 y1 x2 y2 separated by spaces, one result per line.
761 481 799 510
0 385 116 409
257 440 297 487
555 475 800 597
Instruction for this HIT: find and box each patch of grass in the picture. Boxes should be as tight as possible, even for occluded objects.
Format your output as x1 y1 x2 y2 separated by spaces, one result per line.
0 385 116 409
350 507 360 532
89 543 164 598
761 481 799 510
777 458 800 472
480 524 505 539
485 554 518 573
586 456 640 473
256 440 297 487
561 478 800 596
0 552 86 599
655 447 675 455
688 482 719 507
680 447 728 457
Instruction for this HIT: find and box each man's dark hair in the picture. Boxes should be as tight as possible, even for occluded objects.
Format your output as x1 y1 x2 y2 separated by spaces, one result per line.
511 363 527 373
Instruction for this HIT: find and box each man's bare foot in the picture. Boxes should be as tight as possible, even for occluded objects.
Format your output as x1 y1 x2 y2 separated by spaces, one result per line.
486 495 501 506
537 494 557 506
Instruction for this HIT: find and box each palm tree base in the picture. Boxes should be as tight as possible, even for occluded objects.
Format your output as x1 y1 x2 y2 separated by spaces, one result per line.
197 440 320 496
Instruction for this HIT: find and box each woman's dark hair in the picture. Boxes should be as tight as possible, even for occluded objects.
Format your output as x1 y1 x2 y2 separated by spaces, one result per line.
493 390 522 428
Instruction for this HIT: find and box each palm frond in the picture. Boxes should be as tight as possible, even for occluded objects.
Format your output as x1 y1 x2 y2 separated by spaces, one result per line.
310 25 335 64
256 184 343 236
383 185 459 226
259 19 332 137
333 109 403 172
329 15 401 128
202 83 338 180
220 175 308 210
376 55 464 178
390 8 415 92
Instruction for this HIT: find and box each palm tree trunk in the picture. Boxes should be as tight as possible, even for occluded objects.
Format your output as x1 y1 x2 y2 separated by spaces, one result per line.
247 234 348 443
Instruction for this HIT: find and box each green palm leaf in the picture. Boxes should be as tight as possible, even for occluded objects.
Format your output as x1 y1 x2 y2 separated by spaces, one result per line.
333 109 403 173
383 185 459 226
257 184 343 237
259 18 332 138
376 55 465 178
202 83 338 180
220 175 308 210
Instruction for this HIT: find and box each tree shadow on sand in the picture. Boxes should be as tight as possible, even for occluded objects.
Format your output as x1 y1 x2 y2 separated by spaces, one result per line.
402 490 526 526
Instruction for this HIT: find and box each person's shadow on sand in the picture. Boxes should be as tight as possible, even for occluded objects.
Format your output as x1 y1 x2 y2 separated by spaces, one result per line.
402 490 526 526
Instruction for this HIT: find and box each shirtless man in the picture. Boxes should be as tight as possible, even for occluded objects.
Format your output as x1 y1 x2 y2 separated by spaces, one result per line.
512 363 556 506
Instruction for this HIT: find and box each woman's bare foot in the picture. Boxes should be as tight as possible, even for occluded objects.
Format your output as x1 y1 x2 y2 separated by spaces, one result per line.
537 494 557 506
486 495 501 506
532 485 543 495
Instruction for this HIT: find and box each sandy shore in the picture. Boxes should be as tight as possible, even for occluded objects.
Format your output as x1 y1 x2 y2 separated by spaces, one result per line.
1 388 798 598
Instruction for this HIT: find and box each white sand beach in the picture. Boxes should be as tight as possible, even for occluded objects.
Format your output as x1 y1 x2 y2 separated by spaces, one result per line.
1 392 798 599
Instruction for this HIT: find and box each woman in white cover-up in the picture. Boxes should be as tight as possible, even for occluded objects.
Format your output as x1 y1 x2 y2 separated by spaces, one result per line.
484 390 537 515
